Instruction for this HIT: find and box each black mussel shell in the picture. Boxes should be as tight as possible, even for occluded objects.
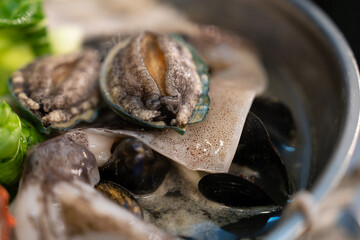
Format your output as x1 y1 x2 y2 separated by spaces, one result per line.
95 180 143 218
198 173 275 207
250 97 296 148
100 137 170 195
237 111 270 146
231 112 291 206
199 112 291 207
230 144 290 206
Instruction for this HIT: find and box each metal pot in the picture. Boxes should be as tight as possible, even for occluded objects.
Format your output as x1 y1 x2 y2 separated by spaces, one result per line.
164 0 360 238
45 0 360 237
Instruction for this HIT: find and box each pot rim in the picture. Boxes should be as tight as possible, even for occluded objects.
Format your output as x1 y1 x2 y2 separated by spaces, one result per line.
266 0 360 239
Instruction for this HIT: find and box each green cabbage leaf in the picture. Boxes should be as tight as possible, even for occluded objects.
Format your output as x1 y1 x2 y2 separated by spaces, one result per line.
0 0 50 95
0 101 44 188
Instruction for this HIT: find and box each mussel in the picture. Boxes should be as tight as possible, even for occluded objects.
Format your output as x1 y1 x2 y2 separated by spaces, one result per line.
100 32 210 134
95 180 143 218
100 137 170 194
198 111 291 207
10 49 101 133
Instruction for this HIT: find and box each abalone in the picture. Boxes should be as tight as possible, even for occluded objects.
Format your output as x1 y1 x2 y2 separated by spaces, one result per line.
10 49 101 133
100 32 210 134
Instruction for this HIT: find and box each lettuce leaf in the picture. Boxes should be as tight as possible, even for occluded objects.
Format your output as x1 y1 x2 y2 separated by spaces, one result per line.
0 101 44 188
0 100 22 160
0 0 50 95
0 0 44 26
0 0 50 55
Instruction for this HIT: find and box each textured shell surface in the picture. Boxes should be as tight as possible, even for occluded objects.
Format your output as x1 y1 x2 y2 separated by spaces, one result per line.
101 32 210 134
10 49 101 133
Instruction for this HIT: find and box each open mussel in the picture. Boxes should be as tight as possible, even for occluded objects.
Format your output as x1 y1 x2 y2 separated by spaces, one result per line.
100 32 210 134
199 112 291 207
9 49 101 133
231 111 291 205
100 137 170 194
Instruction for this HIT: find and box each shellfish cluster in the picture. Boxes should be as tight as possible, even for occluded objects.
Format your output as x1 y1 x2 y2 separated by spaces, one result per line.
9 26 296 239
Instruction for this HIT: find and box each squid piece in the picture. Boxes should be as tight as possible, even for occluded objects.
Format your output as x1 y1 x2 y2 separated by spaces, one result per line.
11 135 175 240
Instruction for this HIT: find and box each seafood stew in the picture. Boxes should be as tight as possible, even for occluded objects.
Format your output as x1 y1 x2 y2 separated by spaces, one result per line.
0 0 325 239
9 26 301 239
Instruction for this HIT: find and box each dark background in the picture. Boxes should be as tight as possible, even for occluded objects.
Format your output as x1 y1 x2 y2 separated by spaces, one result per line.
313 0 360 63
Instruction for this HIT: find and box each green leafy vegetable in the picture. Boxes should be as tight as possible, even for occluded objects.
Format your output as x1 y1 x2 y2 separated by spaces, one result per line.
0 100 21 160
0 0 83 198
20 117 44 148
0 0 51 55
0 0 50 95
0 101 44 188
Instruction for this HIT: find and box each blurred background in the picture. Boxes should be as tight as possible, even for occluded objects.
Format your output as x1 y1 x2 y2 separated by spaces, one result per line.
313 0 360 63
